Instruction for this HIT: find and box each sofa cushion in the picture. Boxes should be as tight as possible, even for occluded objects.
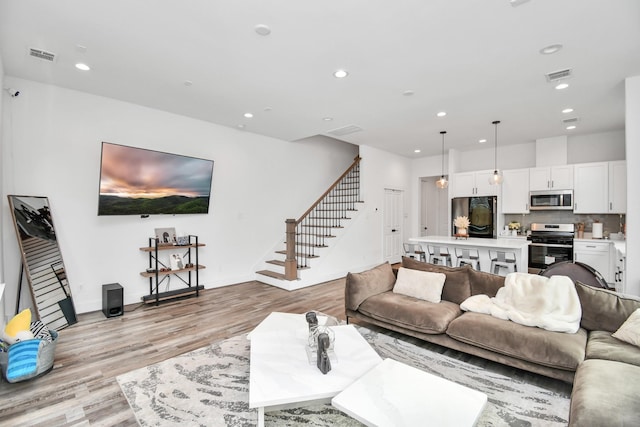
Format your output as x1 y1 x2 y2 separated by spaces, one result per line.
401 256 471 305
575 281 640 332
446 312 587 370
358 292 462 335
468 268 506 297
393 267 446 303
586 330 640 367
612 308 640 347
569 359 640 426
345 262 396 311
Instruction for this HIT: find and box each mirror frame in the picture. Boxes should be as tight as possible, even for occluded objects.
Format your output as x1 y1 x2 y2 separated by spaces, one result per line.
7 195 77 330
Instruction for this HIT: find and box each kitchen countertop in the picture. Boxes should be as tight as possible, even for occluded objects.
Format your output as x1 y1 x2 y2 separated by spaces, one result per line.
409 235 530 249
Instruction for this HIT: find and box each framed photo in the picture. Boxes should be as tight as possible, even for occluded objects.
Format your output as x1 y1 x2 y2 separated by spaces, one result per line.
155 227 176 246
170 253 184 271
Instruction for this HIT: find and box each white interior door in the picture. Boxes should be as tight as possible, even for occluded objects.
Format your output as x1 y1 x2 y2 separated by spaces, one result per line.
421 177 450 237
383 188 403 263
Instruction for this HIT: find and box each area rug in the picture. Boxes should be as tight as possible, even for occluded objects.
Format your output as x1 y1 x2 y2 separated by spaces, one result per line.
117 326 571 426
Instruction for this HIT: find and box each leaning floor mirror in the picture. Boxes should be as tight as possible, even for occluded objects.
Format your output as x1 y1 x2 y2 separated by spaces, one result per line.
7 195 77 330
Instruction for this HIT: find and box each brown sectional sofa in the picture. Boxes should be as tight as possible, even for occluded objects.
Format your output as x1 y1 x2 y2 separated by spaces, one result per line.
345 256 640 426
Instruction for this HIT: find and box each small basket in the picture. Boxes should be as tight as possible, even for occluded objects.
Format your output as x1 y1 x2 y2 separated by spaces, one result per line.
0 330 58 383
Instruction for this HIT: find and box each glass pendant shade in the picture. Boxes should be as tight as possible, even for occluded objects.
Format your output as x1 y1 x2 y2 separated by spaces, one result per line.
436 130 448 189
489 120 503 185
489 170 504 184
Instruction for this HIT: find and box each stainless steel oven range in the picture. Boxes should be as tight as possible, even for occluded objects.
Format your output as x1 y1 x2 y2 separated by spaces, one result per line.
528 223 575 272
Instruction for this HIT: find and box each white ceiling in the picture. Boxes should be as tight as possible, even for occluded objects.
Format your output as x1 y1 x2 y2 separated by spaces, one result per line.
1 0 639 157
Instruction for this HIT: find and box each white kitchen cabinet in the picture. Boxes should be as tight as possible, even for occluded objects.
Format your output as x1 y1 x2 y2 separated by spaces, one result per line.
501 168 530 213
574 162 608 213
608 161 626 213
451 170 498 198
574 240 615 285
529 165 574 191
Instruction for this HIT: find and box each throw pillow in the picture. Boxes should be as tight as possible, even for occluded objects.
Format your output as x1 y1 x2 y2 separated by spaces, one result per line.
613 308 640 347
345 262 397 311
393 267 446 303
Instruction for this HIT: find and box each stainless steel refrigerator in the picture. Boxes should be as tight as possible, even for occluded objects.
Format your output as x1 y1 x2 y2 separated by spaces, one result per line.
451 196 497 238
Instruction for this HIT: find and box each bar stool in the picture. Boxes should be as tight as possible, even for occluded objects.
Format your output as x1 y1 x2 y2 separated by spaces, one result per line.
403 243 426 262
428 245 452 266
455 248 481 270
490 251 517 276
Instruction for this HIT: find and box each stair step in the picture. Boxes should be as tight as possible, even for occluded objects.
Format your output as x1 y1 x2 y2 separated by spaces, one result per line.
256 270 286 280
266 260 310 270
276 250 320 258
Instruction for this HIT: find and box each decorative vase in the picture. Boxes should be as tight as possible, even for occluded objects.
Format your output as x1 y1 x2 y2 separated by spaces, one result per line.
458 228 468 236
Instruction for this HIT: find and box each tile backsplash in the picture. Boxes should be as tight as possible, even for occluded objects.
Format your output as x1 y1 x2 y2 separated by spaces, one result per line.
504 212 625 237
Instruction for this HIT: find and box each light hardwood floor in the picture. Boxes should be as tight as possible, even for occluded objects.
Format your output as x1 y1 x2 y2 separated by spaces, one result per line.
0 277 571 426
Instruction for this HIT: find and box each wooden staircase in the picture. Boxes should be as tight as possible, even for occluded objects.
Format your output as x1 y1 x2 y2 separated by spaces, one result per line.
257 156 362 282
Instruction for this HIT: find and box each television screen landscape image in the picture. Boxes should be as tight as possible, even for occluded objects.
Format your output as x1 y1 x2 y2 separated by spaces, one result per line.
98 142 214 216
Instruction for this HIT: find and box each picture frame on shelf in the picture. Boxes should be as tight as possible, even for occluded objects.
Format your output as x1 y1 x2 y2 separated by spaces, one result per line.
176 235 190 246
170 254 184 271
155 227 176 246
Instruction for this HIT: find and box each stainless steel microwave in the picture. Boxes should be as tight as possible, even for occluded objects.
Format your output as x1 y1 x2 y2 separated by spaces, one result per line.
529 190 573 210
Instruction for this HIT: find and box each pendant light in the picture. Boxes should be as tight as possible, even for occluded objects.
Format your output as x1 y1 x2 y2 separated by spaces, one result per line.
436 131 448 189
489 120 503 185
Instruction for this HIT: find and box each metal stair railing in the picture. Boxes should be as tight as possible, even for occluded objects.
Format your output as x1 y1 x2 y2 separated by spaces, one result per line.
284 156 361 280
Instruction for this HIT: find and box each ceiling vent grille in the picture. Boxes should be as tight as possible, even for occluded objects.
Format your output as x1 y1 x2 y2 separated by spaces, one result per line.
327 124 363 137
29 48 56 62
562 117 580 124
546 68 572 82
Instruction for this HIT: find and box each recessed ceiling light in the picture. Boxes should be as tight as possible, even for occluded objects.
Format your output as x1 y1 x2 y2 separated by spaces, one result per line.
323 117 333 121
562 108 574 114
566 125 576 130
75 63 90 71
184 80 193 86
414 149 421 153
540 44 563 55
555 83 569 90
510 0 530 6
333 69 348 78
264 107 272 112
437 111 447 117
244 113 254 118
403 90 415 96
255 24 271 36
478 139 487 144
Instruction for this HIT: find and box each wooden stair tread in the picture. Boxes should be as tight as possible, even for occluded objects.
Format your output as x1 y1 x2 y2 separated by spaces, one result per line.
256 270 286 280
266 260 309 270
275 250 319 258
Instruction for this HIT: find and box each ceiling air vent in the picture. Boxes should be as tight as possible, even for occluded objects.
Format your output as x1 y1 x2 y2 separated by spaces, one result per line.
562 117 580 124
327 124 363 137
29 47 56 62
545 68 572 82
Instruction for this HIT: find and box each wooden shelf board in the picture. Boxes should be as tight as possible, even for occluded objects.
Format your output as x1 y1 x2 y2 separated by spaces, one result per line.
139 265 206 277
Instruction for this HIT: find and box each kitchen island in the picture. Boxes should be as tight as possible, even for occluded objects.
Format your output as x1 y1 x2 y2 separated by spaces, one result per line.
409 236 530 274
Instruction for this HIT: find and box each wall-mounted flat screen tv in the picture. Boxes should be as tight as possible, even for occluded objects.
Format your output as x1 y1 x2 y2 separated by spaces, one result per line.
98 142 214 216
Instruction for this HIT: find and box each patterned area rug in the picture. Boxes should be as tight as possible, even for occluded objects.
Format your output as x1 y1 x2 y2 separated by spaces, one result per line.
117 326 571 426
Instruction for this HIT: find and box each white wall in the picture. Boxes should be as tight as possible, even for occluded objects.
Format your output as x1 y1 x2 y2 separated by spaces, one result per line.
625 76 640 296
568 130 626 163
0 55 5 323
1 77 362 314
359 145 413 263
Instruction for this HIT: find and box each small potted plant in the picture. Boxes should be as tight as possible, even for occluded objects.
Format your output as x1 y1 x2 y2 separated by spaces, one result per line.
454 216 470 236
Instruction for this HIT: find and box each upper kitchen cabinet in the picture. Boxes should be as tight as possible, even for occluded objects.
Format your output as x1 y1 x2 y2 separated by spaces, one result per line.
529 165 574 191
608 161 626 214
574 162 608 213
451 170 498 198
501 168 530 214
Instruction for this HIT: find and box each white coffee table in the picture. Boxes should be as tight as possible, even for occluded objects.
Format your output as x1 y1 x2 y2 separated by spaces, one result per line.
248 312 382 427
332 358 488 426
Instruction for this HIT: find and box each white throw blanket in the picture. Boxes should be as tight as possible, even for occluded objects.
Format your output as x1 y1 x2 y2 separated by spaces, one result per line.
461 273 582 333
